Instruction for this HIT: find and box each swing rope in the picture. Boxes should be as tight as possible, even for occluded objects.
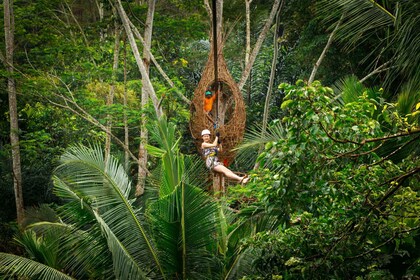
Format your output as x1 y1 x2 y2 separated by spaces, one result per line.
189 0 246 165
211 0 219 131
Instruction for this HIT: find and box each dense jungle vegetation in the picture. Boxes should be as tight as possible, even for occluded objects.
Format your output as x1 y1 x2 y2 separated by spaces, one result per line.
0 0 419 279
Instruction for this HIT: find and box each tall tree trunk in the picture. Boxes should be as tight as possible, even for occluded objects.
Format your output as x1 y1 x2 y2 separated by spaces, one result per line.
105 20 121 167
245 0 252 104
4 0 24 226
136 0 156 196
123 38 130 171
115 0 162 118
238 0 283 91
254 10 280 170
95 0 105 41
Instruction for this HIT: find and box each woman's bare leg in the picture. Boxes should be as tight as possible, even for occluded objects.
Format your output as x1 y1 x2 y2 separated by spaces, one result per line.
213 165 249 183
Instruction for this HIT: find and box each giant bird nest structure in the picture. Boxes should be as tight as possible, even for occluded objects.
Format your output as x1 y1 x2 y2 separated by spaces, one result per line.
190 41 246 165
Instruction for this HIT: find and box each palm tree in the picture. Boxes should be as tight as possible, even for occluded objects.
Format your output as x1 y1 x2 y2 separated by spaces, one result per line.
317 0 420 94
0 117 267 279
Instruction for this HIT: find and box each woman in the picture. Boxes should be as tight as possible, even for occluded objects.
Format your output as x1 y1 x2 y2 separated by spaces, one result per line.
201 129 249 184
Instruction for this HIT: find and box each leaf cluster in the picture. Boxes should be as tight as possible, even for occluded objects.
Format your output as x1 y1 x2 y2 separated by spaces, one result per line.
231 81 420 278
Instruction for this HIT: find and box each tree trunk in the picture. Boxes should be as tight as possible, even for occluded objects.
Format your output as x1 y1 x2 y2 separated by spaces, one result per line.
254 10 280 170
123 38 130 171
4 0 24 226
115 0 162 118
105 19 121 167
238 0 283 91
136 0 156 197
245 0 252 104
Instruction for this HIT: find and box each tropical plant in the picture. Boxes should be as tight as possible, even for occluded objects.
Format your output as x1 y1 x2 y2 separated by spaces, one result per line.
0 118 270 279
229 81 420 279
317 0 420 93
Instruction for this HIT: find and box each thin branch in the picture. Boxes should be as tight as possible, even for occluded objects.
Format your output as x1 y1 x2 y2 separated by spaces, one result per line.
238 0 283 91
359 60 393 83
63 1 91 49
326 142 384 160
320 118 420 146
349 226 420 259
45 74 150 174
128 20 190 105
367 135 420 167
374 167 419 208
308 13 344 85
114 0 162 118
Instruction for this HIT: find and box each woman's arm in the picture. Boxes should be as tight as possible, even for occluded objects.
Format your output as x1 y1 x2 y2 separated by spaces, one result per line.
201 136 219 148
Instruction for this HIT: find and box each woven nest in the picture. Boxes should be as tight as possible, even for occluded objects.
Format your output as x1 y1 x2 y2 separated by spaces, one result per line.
190 44 246 165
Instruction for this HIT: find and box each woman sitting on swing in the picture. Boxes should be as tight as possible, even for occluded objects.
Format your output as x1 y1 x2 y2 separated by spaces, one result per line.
201 129 249 184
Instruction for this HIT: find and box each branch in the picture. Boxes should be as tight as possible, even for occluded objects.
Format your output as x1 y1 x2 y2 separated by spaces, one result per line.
348 226 420 259
238 0 283 91
374 167 419 208
128 20 190 105
363 127 420 143
326 142 384 160
115 0 162 118
367 135 420 167
45 74 150 174
320 118 420 146
359 60 393 83
0 51 6 66
308 13 344 85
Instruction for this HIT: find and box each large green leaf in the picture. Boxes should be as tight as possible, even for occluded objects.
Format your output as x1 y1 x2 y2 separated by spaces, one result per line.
147 183 223 279
0 253 75 280
53 144 165 278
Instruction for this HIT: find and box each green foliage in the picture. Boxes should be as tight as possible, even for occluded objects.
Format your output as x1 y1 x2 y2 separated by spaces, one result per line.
231 81 420 279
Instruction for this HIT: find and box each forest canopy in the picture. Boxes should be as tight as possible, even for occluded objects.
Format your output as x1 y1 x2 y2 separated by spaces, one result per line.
0 0 419 279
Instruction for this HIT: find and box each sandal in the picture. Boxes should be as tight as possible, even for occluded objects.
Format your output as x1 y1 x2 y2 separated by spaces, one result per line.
239 175 249 185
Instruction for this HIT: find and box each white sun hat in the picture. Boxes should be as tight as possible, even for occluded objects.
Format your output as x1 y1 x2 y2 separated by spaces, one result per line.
201 129 211 136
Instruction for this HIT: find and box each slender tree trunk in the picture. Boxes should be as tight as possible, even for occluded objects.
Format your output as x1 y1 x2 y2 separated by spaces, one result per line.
128 20 190 105
245 0 252 66
238 0 283 91
4 0 24 226
254 10 280 170
115 0 162 118
123 38 130 171
136 0 156 197
95 0 105 41
105 20 121 167
245 0 252 103
308 14 343 85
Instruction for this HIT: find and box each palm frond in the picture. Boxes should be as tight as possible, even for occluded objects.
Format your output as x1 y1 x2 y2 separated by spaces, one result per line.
390 2 420 88
26 220 113 279
223 208 285 279
318 0 420 90
397 78 420 118
236 122 286 151
53 144 165 278
147 117 184 196
0 253 75 280
234 122 286 169
14 229 61 269
318 0 394 47
224 247 260 280
332 75 365 104
182 154 209 189
147 183 223 279
93 211 149 279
